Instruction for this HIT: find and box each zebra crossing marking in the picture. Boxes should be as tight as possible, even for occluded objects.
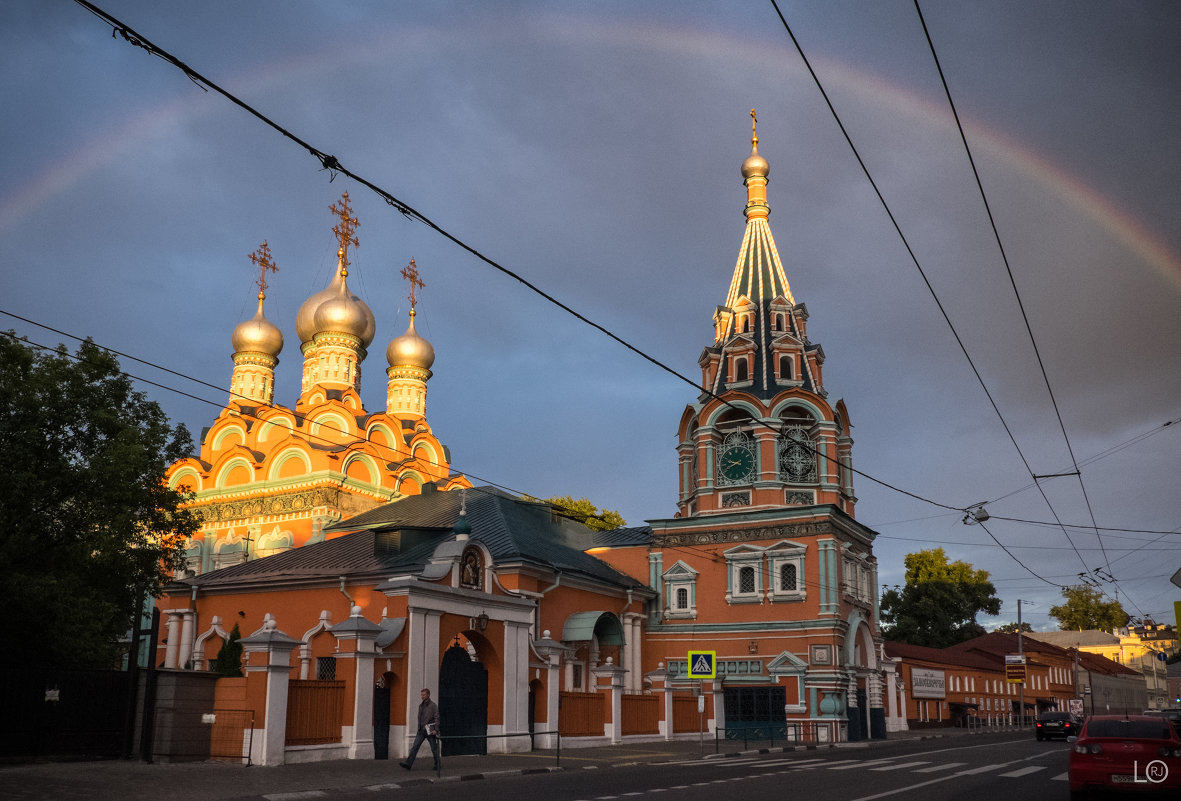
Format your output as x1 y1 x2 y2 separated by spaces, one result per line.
911 762 966 773
870 761 932 771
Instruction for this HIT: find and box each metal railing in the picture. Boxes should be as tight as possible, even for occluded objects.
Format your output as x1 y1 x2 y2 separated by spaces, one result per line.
713 722 823 752
432 730 562 776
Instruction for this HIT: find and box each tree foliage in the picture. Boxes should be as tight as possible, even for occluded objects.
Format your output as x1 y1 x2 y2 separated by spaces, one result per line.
531 495 626 532
214 623 244 677
1048 585 1128 632
880 548 1001 648
995 622 1033 634
0 334 199 668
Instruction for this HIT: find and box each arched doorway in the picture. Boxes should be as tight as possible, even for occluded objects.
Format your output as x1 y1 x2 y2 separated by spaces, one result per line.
439 641 488 755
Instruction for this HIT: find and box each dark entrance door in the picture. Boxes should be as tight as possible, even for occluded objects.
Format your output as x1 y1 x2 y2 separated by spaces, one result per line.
438 643 488 755
373 679 391 759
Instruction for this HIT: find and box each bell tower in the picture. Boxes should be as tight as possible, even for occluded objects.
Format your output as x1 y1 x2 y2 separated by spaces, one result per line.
676 112 856 518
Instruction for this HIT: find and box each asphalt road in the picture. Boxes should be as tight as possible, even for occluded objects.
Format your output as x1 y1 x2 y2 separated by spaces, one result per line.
344 735 1076 801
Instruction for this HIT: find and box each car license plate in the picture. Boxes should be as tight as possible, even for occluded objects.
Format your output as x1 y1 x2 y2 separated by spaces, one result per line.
1111 775 1134 784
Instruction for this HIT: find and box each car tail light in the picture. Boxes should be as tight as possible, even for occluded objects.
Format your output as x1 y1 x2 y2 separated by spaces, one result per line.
1158 746 1181 758
1036 722 1043 728
1073 742 1103 754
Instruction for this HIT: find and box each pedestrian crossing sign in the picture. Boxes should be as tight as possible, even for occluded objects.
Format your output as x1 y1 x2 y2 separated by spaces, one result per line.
687 650 716 679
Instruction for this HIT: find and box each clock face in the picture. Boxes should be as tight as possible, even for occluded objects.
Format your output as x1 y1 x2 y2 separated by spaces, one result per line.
719 443 756 484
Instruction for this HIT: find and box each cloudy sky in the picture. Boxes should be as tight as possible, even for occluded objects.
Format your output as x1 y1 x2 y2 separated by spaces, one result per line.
3 1 1179 632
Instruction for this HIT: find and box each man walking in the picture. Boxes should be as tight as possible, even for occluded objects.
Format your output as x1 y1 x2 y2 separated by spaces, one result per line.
400 688 440 771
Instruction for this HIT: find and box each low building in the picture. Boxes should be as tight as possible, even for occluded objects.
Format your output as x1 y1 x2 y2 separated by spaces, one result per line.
1027 629 1169 709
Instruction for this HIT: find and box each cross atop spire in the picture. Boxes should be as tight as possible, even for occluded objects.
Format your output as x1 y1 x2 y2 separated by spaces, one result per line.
330 191 360 276
248 240 278 299
401 258 425 311
750 108 758 149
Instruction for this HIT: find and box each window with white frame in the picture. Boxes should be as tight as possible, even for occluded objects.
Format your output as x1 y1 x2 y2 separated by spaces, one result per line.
765 541 806 602
661 560 698 620
724 546 764 604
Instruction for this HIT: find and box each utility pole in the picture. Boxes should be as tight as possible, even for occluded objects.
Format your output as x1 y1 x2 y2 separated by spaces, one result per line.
1018 600 1025 728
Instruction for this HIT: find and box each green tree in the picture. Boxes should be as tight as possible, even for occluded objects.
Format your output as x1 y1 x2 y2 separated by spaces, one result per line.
530 495 626 532
214 623 244 677
0 334 199 668
880 548 1002 648
1048 585 1128 632
995 621 1033 634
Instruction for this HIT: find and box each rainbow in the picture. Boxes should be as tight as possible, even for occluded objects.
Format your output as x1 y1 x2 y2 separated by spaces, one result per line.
4 12 1178 292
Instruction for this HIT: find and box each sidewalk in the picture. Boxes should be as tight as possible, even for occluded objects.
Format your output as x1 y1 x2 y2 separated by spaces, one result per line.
0 728 1009 801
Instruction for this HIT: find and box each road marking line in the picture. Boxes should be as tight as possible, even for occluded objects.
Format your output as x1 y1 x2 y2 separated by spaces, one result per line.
998 766 1046 778
1051 772 1069 781
956 763 1012 775
828 759 898 770
870 761 931 771
911 762 966 773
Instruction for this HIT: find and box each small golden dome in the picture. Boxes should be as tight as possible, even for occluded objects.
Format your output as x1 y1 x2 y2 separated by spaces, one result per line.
741 108 769 180
386 310 435 370
741 144 769 180
232 296 284 356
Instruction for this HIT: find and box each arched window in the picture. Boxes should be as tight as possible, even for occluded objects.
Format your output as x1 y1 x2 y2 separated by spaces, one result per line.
779 355 793 380
780 563 797 591
734 359 749 382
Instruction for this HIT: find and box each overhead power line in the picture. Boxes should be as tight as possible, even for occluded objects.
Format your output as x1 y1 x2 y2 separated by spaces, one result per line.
66 1 972 517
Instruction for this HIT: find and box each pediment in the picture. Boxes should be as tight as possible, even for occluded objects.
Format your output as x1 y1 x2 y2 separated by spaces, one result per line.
662 559 698 579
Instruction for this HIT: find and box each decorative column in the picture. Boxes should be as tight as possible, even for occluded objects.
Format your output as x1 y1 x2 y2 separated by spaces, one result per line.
645 664 673 739
177 610 195 669
332 605 382 760
163 611 184 668
532 631 566 749
501 620 532 752
240 617 303 766
404 606 441 757
591 657 626 743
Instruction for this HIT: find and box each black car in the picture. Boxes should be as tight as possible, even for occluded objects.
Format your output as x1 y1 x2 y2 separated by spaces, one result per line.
1035 710 1080 740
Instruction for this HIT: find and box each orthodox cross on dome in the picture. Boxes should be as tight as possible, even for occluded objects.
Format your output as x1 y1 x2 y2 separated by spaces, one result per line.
750 108 758 148
247 240 278 298
400 257 425 312
330 191 360 276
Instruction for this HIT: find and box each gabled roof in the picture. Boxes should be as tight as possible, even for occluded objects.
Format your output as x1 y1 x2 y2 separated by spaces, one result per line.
884 641 999 672
172 486 648 593
1075 650 1141 677
948 631 1074 664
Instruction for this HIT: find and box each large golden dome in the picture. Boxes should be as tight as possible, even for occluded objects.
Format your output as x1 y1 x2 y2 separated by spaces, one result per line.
386 309 435 370
232 296 284 357
297 252 376 347
313 277 374 344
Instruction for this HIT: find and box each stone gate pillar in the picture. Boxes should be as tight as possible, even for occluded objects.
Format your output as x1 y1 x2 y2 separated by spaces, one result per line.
332 605 382 760
591 658 626 744
240 617 302 766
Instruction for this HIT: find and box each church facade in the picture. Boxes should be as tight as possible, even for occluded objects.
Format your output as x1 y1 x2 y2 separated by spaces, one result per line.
164 193 470 581
152 120 885 765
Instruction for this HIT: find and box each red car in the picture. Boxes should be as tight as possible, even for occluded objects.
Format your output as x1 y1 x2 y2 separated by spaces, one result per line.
1069 715 1181 799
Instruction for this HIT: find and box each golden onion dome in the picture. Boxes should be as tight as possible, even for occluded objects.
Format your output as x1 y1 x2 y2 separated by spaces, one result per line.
232 296 284 357
386 309 435 370
297 252 376 347
313 277 374 344
741 142 769 181
741 109 769 180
